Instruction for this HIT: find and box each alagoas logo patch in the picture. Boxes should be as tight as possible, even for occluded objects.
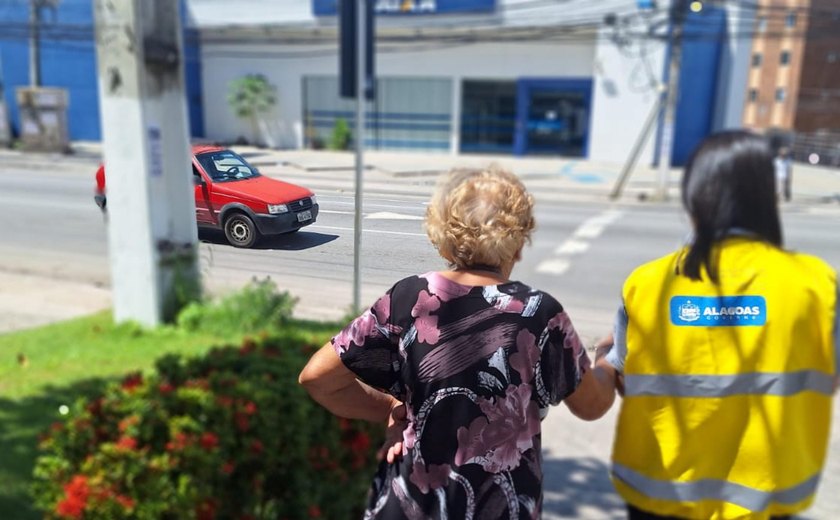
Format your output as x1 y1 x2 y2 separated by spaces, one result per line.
670 296 767 327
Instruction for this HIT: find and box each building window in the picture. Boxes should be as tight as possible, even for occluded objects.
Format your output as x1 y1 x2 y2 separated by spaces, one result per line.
829 52 838 64
749 89 758 102
786 12 797 28
757 16 767 32
752 53 763 67
780 50 791 65
775 88 786 102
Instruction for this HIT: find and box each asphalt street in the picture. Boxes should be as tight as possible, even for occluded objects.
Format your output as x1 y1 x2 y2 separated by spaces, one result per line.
2 163 840 518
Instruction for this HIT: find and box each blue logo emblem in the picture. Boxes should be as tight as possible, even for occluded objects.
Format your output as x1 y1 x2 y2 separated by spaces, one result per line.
670 296 767 327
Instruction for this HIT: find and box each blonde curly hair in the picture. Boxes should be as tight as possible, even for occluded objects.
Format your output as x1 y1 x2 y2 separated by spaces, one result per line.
425 165 535 270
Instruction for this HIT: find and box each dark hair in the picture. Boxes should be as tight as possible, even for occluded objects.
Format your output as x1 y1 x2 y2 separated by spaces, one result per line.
681 130 783 282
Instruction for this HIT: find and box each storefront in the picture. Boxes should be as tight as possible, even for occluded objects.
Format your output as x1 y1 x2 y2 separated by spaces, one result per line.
191 0 739 165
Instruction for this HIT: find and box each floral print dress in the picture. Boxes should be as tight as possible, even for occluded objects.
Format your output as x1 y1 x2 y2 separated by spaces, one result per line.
332 272 590 519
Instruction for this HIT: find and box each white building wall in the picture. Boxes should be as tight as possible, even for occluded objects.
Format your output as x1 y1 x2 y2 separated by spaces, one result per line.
589 30 667 166
201 42 597 150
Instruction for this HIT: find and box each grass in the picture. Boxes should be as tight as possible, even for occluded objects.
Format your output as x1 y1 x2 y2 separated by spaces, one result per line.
0 311 340 520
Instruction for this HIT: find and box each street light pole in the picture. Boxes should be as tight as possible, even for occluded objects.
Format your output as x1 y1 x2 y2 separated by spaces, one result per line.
352 0 367 314
29 0 41 87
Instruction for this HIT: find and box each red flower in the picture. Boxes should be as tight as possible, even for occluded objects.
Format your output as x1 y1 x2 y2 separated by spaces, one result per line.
250 439 264 455
118 415 139 433
115 436 138 451
244 401 258 415
121 372 143 392
200 432 219 450
221 461 235 475
116 494 134 510
308 505 322 518
158 382 175 394
166 432 191 452
56 475 90 519
56 497 85 519
216 395 234 408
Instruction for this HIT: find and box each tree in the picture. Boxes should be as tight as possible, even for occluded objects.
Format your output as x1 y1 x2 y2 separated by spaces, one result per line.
227 74 278 148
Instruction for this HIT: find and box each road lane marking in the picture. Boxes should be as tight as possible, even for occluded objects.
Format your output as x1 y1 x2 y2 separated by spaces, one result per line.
537 209 623 277
554 239 590 255
365 212 424 221
318 210 356 215
536 259 571 275
308 225 427 238
573 209 623 239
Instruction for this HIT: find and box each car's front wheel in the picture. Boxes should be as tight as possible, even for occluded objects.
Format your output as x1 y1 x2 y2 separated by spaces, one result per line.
223 213 259 248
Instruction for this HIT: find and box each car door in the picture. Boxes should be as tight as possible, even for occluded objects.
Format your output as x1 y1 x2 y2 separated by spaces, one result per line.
193 163 214 226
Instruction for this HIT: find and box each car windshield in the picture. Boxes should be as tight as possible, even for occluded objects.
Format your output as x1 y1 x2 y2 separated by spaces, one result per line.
196 150 260 182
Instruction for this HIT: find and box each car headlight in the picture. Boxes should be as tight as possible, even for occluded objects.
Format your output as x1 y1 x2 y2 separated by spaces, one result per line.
268 204 289 214
310 195 318 206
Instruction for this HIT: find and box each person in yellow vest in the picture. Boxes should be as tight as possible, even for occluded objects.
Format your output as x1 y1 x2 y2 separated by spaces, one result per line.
601 131 839 520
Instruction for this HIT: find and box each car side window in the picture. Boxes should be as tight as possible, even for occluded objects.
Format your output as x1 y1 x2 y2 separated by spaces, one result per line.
192 165 203 184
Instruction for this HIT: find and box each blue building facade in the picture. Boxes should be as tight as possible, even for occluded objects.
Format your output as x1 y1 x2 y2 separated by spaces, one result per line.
665 4 727 166
0 0 203 141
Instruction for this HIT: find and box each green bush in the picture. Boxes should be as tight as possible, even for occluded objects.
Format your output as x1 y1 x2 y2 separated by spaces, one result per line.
31 331 382 519
328 118 352 151
176 278 297 336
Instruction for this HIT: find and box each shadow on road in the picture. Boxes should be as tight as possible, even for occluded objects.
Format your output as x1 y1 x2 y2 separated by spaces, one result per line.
541 456 625 519
198 230 339 251
539 456 818 520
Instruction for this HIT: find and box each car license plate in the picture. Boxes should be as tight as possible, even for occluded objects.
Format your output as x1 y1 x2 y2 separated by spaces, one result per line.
296 210 312 222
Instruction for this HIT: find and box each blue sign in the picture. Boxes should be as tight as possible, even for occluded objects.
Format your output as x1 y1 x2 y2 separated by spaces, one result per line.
669 296 767 327
313 0 496 16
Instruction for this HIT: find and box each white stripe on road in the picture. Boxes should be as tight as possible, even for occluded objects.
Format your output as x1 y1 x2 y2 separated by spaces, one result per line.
553 239 590 255
537 209 623 277
365 212 424 221
319 210 425 221
573 209 623 239
308 225 427 238
318 209 356 215
536 259 571 275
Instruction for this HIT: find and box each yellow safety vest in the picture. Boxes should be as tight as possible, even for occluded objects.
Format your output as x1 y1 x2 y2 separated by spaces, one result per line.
612 237 837 519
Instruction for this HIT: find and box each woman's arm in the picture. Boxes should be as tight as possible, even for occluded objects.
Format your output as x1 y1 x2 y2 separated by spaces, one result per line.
299 342 400 423
563 335 618 421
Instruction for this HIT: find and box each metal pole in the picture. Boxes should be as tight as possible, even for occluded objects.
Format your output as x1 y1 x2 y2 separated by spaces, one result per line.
352 0 366 314
29 0 41 87
654 0 686 201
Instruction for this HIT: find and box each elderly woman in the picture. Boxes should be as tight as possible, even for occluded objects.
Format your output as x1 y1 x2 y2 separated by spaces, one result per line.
299 166 617 519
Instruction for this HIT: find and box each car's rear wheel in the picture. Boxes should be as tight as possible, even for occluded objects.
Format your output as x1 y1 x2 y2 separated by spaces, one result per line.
223 213 259 248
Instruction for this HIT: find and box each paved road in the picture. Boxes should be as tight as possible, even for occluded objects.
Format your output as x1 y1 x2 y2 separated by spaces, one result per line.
2 163 840 518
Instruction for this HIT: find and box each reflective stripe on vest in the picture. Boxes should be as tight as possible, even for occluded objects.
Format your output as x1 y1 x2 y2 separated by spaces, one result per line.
612 463 821 512
624 370 835 398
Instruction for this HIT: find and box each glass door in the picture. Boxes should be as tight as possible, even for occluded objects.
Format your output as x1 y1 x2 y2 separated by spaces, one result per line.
513 79 593 157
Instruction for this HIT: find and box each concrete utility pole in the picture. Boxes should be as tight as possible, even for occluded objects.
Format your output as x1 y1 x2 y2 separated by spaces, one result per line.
93 0 199 327
654 0 688 201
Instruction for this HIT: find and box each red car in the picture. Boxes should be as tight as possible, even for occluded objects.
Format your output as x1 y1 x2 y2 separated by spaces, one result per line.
95 146 319 248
